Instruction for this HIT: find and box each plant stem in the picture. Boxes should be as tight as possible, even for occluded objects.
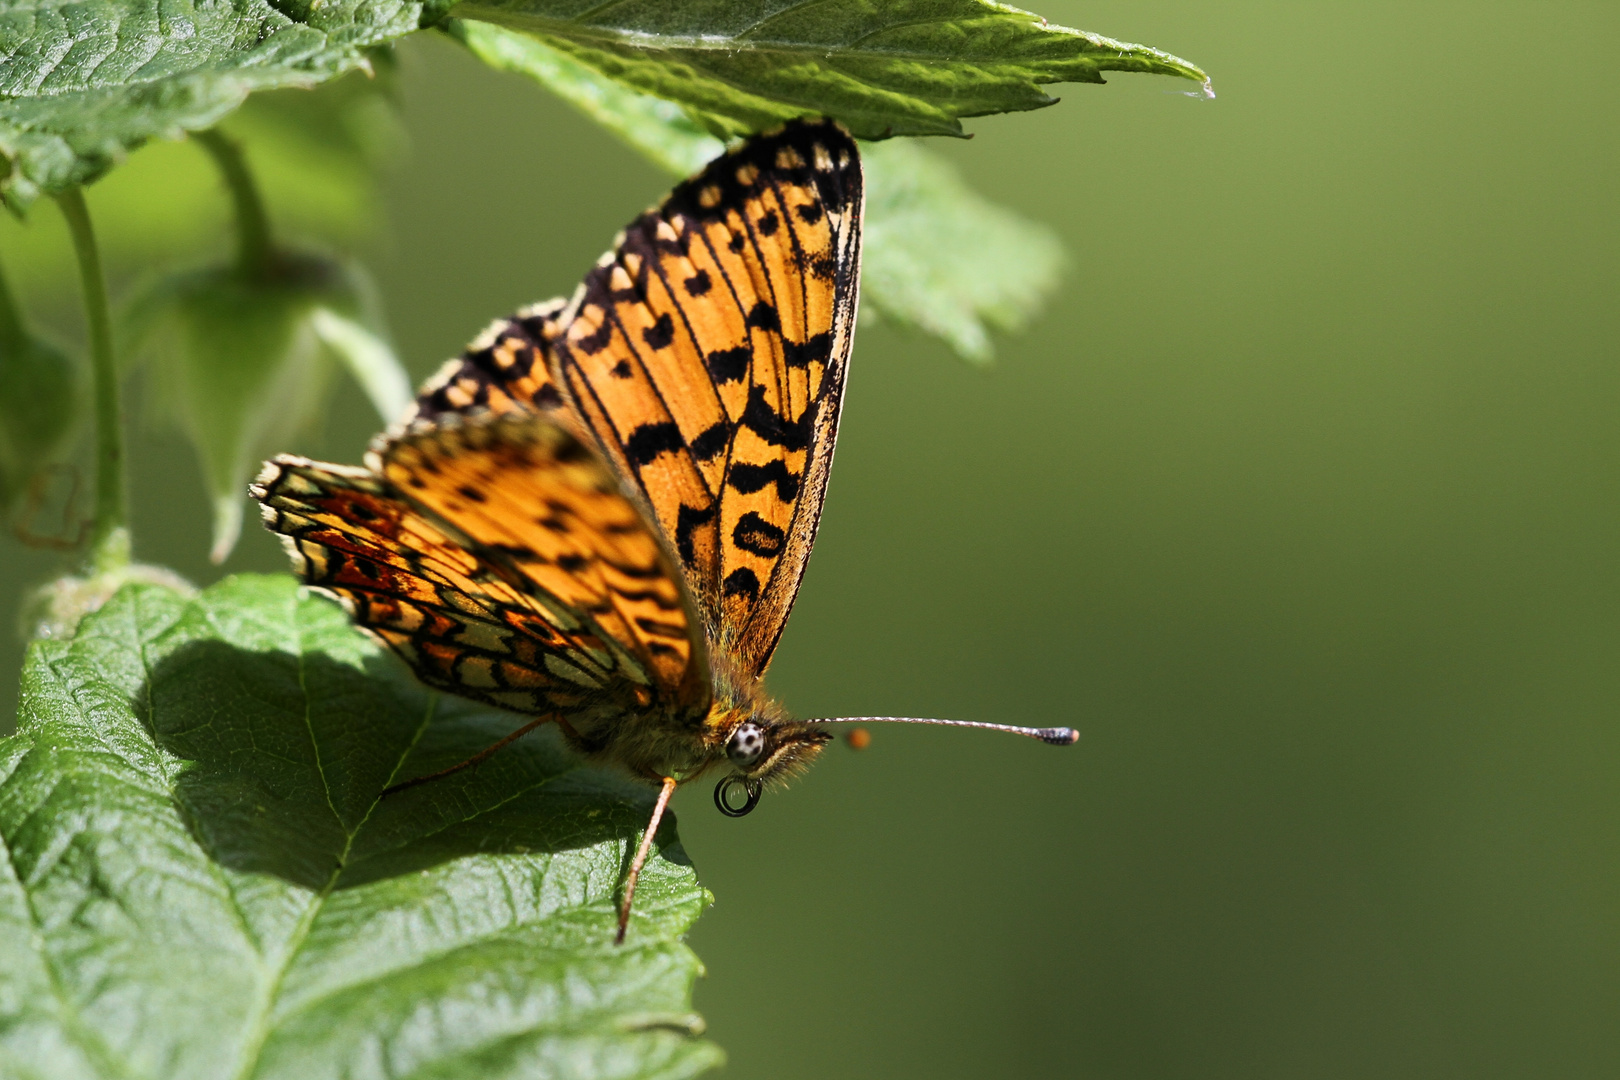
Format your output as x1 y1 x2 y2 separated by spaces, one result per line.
54 188 128 573
0 252 27 351
194 128 273 276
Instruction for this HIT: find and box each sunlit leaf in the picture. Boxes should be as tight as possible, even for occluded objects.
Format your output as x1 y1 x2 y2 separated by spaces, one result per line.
0 66 406 318
0 574 721 1079
0 0 424 207
311 308 413 423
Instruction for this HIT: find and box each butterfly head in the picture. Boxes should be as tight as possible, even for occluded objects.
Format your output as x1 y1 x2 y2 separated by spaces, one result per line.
711 715 832 817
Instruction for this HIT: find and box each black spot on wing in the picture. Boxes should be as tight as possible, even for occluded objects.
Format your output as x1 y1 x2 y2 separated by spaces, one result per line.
611 359 633 378
795 202 824 224
625 422 685 467
675 502 716 564
745 302 779 333
643 313 675 350
705 346 750 385
609 560 666 580
690 420 730 462
741 385 809 450
615 588 681 611
782 332 830 370
727 460 799 502
757 209 779 236
685 269 711 296
732 511 785 557
723 568 760 602
458 485 486 503
573 319 614 356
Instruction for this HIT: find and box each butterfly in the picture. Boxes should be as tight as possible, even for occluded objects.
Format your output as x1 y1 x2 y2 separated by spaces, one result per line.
251 118 1076 943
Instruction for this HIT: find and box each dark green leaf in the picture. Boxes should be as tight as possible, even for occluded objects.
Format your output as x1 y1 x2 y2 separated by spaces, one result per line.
0 0 428 207
0 574 721 1078
452 23 1065 361
0 257 83 510
122 253 407 561
450 0 1209 140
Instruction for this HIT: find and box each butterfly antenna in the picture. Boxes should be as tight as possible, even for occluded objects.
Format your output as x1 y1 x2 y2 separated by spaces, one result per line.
806 716 1079 746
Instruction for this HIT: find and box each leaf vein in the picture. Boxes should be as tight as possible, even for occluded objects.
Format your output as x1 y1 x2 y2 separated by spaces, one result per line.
0 777 139 1080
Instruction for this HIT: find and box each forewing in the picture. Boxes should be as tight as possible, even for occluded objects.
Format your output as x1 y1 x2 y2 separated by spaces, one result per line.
553 118 864 675
252 413 708 721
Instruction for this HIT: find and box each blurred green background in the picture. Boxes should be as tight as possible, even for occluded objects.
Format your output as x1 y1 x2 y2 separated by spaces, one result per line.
4 0 1618 1076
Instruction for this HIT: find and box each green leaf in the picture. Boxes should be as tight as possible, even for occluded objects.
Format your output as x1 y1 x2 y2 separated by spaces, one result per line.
0 574 722 1079
452 21 724 176
859 138 1064 363
310 307 413 422
0 68 406 308
450 0 1209 141
0 255 83 511
0 0 427 208
121 252 406 562
452 23 1064 361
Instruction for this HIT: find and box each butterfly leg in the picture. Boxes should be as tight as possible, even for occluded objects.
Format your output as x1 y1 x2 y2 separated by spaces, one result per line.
382 713 558 797
616 775 678 945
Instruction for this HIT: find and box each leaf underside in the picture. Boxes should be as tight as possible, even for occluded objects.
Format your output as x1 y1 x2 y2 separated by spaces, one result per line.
451 0 1208 140
0 0 1205 206
0 574 720 1080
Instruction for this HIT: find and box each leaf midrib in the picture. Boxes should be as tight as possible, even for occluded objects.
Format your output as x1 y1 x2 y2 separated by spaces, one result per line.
224 597 436 1080
0 52 345 104
460 7 1135 68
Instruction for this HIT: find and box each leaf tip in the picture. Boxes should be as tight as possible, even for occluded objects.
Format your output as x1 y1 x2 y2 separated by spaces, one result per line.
210 493 244 564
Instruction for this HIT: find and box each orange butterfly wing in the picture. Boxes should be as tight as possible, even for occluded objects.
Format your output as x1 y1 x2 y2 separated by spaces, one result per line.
407 300 570 425
409 119 863 677
252 413 708 731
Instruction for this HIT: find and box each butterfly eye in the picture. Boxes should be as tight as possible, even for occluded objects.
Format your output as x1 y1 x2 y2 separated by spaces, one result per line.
726 722 766 769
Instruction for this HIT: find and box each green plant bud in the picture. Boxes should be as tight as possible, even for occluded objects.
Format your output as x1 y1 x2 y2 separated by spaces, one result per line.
123 251 407 563
0 315 84 515
21 550 196 641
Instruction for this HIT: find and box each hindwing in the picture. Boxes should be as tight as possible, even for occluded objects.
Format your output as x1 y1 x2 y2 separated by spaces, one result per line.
407 299 570 425
252 412 709 723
